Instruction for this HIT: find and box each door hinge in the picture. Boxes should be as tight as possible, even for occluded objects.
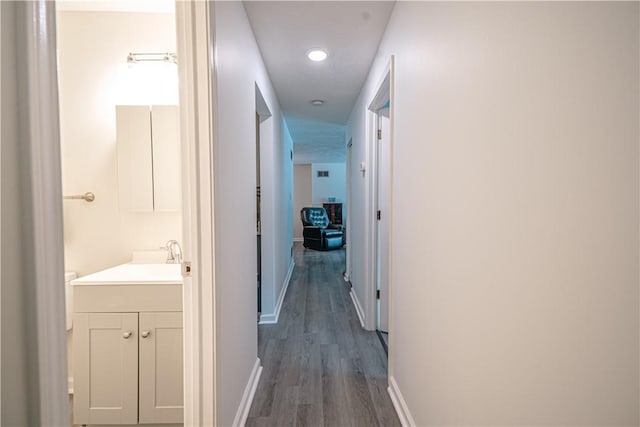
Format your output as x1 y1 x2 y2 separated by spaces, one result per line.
377 210 381 220
377 129 382 140
376 290 380 299
182 261 192 277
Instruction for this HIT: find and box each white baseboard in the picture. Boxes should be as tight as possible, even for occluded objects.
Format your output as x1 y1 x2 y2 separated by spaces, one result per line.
349 289 365 329
387 376 416 427
259 259 295 324
232 358 263 427
293 237 303 242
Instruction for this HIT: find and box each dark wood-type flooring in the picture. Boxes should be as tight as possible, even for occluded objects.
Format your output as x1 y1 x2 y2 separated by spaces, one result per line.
246 243 400 427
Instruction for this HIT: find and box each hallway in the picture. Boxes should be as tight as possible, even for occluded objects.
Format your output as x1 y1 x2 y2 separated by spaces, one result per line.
247 244 400 426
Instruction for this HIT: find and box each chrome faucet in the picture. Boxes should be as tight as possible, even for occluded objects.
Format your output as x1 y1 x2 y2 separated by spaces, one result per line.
164 240 182 264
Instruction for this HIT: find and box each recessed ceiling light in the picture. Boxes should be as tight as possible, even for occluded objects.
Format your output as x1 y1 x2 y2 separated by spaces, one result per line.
311 99 324 106
307 49 328 62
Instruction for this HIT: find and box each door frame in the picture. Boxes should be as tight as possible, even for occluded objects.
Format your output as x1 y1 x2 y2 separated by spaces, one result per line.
345 138 353 282
365 56 395 351
23 1 217 425
375 107 391 334
175 1 217 425
255 84 275 323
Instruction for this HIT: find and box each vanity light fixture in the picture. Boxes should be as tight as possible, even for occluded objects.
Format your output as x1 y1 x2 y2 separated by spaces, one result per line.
311 99 325 106
127 52 177 64
306 48 328 62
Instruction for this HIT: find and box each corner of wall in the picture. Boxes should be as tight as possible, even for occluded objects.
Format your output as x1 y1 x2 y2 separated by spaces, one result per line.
387 376 416 427
259 258 294 324
231 358 262 427
349 289 366 329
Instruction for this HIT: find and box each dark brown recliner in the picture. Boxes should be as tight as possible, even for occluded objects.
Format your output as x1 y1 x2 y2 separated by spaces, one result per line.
300 207 343 251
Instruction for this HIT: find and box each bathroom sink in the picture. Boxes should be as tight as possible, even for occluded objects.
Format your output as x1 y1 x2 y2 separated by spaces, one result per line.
71 263 182 313
71 263 182 286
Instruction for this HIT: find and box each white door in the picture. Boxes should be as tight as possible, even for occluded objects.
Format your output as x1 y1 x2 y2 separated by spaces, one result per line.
139 312 184 424
376 108 391 333
346 139 353 280
73 313 139 425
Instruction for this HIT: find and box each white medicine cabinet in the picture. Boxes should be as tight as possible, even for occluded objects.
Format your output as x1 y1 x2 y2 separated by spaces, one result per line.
116 105 181 212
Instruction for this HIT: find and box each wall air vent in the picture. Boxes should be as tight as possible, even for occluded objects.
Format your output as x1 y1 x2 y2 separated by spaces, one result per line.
317 170 329 178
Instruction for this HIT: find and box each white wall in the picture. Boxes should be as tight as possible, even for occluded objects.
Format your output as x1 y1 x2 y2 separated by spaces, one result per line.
212 2 293 424
258 101 295 321
56 11 181 277
348 2 639 425
293 164 312 240
293 162 346 239
311 162 346 207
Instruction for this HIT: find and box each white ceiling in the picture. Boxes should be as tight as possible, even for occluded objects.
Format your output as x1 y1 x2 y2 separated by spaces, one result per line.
243 1 395 164
57 0 394 164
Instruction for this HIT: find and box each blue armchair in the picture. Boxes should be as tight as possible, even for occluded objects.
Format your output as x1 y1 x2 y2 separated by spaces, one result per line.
300 207 344 251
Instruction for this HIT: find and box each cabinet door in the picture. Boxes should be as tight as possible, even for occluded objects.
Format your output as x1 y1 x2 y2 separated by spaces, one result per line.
116 105 153 212
151 105 181 212
73 313 138 425
139 312 184 424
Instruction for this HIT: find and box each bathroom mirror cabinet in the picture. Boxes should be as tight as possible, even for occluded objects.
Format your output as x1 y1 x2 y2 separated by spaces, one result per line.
116 105 181 212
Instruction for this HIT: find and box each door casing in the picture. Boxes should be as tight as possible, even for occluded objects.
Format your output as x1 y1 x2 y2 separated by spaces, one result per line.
175 1 217 425
375 108 391 333
365 56 395 373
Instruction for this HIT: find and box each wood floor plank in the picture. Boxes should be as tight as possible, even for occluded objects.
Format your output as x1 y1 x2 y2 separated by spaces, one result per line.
276 336 303 387
341 357 379 427
333 311 358 360
248 379 276 419
270 385 299 427
245 416 271 427
298 333 322 406
247 244 400 427
296 403 323 427
321 344 351 427
249 338 285 417
366 377 402 427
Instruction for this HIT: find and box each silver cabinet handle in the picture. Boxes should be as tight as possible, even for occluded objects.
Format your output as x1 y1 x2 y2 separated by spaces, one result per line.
122 331 133 339
141 330 151 338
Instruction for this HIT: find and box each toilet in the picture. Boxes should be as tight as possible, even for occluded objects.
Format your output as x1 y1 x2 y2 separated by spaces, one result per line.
65 271 77 331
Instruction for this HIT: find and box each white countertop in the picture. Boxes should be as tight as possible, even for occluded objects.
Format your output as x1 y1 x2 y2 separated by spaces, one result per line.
71 263 182 285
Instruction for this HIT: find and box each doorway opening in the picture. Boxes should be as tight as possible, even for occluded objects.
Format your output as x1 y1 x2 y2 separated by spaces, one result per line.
345 138 353 284
368 60 393 356
255 84 273 321
256 111 262 317
375 106 390 344
53 4 198 424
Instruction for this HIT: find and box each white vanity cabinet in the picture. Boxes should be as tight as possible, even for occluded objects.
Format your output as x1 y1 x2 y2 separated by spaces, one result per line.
116 105 180 212
72 264 183 426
